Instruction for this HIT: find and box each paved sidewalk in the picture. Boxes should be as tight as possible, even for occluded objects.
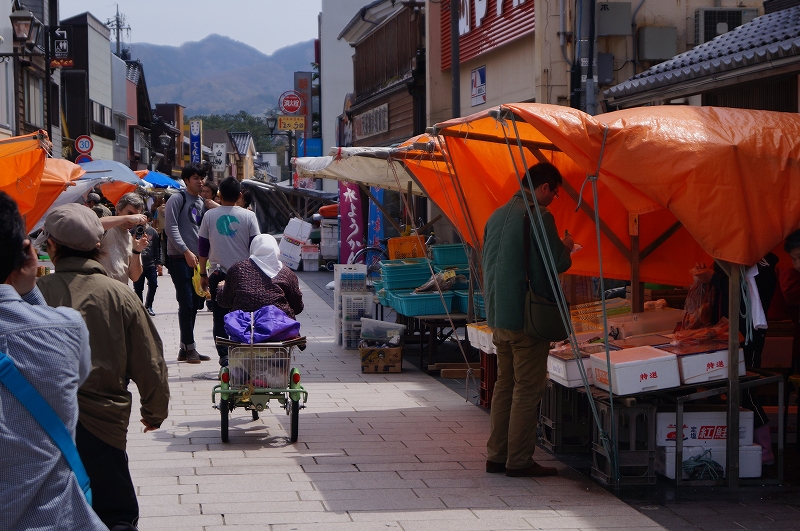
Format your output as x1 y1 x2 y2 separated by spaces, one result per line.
127 271 667 531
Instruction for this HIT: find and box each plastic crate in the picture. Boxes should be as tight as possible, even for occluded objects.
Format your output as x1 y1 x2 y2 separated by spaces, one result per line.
380 259 432 290
360 318 406 340
591 399 657 485
538 380 592 453
430 243 468 266
342 321 362 350
335 264 367 292
453 290 469 313
479 350 497 409
391 291 453 317
473 291 485 318
387 235 426 259
341 292 375 322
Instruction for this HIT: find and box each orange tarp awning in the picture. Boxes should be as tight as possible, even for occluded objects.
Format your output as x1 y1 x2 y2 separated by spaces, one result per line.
0 132 49 216
406 104 800 286
25 159 86 232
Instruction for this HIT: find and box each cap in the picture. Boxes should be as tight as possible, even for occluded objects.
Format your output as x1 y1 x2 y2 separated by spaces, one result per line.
87 192 101 203
33 203 105 252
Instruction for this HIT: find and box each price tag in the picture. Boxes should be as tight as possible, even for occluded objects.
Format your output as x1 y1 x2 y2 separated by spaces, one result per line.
441 269 456 281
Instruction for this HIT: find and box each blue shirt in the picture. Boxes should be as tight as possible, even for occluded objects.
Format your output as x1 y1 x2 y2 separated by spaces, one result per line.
0 284 106 530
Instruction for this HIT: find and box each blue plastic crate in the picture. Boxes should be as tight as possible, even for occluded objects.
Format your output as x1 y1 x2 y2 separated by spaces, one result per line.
453 290 470 313
430 244 468 266
392 291 454 316
473 291 485 318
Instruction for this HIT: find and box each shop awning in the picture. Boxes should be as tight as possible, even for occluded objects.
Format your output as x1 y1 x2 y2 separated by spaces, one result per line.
0 131 50 217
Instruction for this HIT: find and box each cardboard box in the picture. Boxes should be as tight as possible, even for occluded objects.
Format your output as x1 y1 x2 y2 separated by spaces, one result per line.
547 348 594 387
590 346 680 395
655 444 762 479
655 409 754 447
360 346 402 373
657 342 745 384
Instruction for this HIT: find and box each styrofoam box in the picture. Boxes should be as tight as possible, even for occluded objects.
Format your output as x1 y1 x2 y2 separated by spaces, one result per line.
548 350 593 387
320 242 339 259
655 409 754 447
590 346 680 395
279 238 302 260
284 217 313 242
655 444 762 479
678 348 745 385
607 308 683 339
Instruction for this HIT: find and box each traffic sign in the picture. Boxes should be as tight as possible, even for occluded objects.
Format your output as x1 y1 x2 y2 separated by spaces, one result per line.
75 135 93 154
75 154 93 164
278 91 303 114
278 115 305 131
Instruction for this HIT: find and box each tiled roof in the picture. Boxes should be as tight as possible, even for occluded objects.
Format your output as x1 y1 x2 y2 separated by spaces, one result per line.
228 132 253 156
604 6 800 102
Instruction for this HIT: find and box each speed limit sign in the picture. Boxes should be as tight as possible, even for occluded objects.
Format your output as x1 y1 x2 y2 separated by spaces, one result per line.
75 135 93 154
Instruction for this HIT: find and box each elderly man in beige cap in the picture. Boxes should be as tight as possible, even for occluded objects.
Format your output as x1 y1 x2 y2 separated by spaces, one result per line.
35 203 169 531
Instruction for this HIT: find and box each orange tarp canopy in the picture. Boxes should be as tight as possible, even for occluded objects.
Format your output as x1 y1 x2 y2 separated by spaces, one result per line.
0 132 49 216
403 104 800 286
25 159 86 232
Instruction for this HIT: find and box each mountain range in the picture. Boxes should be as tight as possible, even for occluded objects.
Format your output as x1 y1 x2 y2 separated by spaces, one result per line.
127 35 316 117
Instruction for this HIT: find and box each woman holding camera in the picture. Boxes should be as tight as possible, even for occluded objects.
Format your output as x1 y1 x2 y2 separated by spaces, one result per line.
96 192 150 284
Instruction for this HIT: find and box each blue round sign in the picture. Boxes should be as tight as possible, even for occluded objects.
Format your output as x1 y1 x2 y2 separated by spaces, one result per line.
75 154 93 164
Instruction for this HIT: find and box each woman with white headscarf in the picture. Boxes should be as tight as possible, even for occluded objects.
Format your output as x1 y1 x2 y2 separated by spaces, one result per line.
215 234 304 318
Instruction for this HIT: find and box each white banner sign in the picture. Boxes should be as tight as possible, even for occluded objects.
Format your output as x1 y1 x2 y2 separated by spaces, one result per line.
353 104 389 141
212 143 226 173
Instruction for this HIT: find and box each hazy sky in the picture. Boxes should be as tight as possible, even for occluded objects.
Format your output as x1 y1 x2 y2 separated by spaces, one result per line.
59 0 323 56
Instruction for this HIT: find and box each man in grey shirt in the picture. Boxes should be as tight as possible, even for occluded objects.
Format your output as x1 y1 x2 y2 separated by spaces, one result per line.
165 164 211 364
198 177 261 365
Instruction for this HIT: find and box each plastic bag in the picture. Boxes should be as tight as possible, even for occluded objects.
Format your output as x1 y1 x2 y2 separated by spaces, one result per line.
224 305 301 344
681 279 715 330
192 267 208 298
671 317 741 346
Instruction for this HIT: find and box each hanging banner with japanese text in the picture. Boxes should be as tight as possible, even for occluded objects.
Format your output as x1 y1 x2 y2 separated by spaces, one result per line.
189 120 202 164
366 186 385 269
339 182 365 265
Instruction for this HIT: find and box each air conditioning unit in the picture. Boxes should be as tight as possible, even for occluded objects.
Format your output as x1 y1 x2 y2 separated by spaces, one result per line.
140 146 150 163
694 8 758 44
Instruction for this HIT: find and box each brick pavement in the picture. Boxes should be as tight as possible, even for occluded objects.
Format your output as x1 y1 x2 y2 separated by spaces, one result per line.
126 271 667 531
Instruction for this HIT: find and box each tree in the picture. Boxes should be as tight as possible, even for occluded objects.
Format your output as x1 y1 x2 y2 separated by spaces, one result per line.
185 110 284 153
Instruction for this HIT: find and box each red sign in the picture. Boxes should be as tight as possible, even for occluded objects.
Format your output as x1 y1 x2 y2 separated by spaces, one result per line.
441 0 535 69
75 154 93 164
75 135 93 154
279 91 303 115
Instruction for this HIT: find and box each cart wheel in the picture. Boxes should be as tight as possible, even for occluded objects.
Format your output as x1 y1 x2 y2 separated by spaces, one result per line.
252 409 259 421
220 397 229 443
290 400 300 442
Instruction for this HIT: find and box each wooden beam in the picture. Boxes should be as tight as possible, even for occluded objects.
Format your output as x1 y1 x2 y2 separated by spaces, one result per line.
640 221 682 262
438 129 561 153
440 368 482 379
560 179 631 262
726 262 741 488
358 184 403 234
416 214 443 234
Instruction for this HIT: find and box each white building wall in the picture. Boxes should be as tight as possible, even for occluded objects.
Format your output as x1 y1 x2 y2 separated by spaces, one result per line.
93 138 114 161
319 0 367 193
88 24 112 108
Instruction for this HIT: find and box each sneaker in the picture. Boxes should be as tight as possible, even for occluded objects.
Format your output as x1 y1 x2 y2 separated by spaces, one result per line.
177 348 210 363
506 462 558 477
146 307 156 316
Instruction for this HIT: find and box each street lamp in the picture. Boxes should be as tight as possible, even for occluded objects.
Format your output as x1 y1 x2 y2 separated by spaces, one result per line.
265 112 294 180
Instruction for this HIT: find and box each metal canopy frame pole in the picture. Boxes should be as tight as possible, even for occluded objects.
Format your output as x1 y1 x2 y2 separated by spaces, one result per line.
725 261 741 488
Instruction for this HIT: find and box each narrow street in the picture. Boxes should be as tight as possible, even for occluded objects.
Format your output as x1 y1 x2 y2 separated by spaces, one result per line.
127 272 663 531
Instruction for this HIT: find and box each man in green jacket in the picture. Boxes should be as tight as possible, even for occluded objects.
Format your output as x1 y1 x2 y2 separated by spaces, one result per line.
482 162 573 477
36 203 170 530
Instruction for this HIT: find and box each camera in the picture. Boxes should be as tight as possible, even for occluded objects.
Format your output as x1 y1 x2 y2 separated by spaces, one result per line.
131 225 145 239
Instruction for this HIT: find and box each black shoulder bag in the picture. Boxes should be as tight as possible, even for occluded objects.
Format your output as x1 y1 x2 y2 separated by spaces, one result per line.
523 213 569 342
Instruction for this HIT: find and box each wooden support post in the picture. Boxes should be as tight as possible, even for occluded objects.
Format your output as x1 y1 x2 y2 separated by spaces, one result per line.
358 184 403 234
726 262 740 488
629 214 644 313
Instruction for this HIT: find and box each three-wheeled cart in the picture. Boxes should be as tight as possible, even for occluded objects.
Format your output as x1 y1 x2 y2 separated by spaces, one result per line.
211 337 308 443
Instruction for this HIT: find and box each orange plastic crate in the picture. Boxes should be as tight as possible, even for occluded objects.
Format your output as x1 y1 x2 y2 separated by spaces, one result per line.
387 235 426 260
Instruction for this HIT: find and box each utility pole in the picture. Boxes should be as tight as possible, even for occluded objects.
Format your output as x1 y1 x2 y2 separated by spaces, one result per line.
106 5 130 57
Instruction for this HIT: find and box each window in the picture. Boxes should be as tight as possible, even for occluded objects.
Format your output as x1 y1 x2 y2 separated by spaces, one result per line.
133 128 141 153
23 70 44 127
91 100 112 126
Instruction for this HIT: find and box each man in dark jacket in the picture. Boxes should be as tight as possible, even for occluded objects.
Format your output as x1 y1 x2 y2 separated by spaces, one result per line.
133 212 161 316
482 162 573 478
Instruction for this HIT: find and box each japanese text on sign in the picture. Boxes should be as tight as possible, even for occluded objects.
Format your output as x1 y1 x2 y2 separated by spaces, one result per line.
278 116 305 131
353 104 388 141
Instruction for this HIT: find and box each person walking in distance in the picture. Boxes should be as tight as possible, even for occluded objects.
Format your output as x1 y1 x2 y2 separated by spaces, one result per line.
36 203 169 530
0 193 106 531
132 212 161 316
198 177 260 366
165 164 211 363
482 162 573 478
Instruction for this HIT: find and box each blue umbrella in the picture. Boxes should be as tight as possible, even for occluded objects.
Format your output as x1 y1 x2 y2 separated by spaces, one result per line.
142 171 183 189
78 160 141 184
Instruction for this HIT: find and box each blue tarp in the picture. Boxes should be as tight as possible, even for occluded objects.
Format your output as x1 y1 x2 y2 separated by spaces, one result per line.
142 171 183 189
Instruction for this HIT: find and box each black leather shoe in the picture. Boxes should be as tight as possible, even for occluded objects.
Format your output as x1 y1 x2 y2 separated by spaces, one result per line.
177 348 210 363
486 460 506 474
506 462 558 477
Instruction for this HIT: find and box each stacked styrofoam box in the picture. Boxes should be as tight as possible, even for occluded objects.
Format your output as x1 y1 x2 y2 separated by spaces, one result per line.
654 408 758 480
589 346 681 395
466 322 495 354
334 264 368 348
320 219 339 260
656 343 745 385
279 218 313 270
547 345 601 387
